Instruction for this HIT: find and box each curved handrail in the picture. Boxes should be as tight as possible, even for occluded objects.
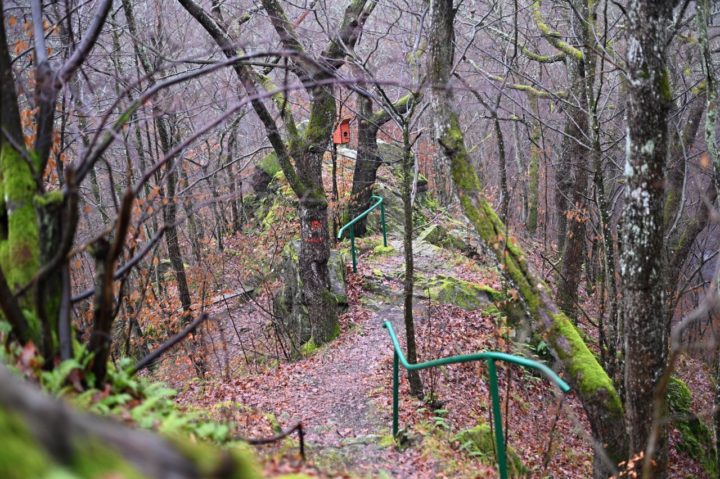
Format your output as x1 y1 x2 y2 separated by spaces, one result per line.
384 321 570 391
383 320 570 479
337 195 385 239
337 195 387 272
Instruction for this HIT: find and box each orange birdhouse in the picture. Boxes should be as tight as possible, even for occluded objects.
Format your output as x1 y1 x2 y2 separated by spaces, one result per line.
333 118 351 144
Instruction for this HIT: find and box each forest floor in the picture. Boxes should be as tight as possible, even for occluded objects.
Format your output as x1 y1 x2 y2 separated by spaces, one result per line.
151 227 713 478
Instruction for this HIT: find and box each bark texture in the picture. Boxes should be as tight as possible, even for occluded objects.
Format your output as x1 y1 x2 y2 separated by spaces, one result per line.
621 1 679 476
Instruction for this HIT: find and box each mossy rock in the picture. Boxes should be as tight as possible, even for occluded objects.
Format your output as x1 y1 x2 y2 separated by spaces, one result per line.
418 224 447 246
254 171 297 229
454 422 527 477
272 241 346 354
667 376 717 476
251 152 281 196
418 274 500 311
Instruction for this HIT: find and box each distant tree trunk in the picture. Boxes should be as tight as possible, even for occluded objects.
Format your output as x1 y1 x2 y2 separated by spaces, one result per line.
494 115 509 221
349 93 381 236
526 94 541 235
349 92 414 235
180 165 202 262
621 1 678 476
426 0 456 207
226 127 243 234
401 122 423 398
557 3 593 318
122 0 192 314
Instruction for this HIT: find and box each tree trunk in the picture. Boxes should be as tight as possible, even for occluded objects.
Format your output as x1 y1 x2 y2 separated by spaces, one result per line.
0 4 43 346
621 2 678 476
526 94 541 235
349 94 381 236
426 0 456 207
401 123 423 397
557 38 592 318
298 196 337 343
427 1 627 476
157 122 193 314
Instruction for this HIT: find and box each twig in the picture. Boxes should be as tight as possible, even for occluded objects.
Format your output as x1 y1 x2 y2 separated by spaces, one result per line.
130 313 209 375
242 422 305 461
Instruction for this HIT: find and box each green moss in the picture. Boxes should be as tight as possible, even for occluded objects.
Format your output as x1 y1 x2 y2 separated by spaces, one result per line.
422 275 497 310
663 188 679 228
418 224 447 245
454 422 527 477
0 143 40 290
372 244 394 255
547 312 622 414
659 68 673 103
34 190 64 208
667 376 692 413
299 335 326 357
257 152 281 177
531 0 583 61
0 407 54 479
378 433 396 448
71 440 145 479
170 437 263 479
667 377 717 475
304 91 336 149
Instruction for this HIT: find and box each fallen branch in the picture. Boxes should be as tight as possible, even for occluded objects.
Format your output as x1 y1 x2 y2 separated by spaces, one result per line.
130 313 209 375
243 421 305 461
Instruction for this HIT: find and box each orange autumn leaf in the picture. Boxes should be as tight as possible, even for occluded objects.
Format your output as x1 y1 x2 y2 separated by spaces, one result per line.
14 39 28 54
700 152 711 169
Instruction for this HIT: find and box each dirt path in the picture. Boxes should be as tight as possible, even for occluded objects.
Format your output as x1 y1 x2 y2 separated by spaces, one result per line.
181 237 450 476
176 236 503 477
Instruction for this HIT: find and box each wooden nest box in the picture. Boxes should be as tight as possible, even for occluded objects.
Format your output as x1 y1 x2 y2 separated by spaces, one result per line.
333 118 351 145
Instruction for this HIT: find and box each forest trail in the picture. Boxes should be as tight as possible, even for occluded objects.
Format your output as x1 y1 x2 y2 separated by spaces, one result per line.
225 237 443 476
177 233 569 477
179 234 489 476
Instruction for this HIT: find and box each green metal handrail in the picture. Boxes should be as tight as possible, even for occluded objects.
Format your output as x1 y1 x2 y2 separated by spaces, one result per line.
383 321 570 479
337 195 387 272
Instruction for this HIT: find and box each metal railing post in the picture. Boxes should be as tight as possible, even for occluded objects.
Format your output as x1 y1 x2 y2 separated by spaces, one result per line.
380 202 387 247
487 360 508 479
350 226 357 273
392 351 399 436
382 321 570 476
337 195 386 272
